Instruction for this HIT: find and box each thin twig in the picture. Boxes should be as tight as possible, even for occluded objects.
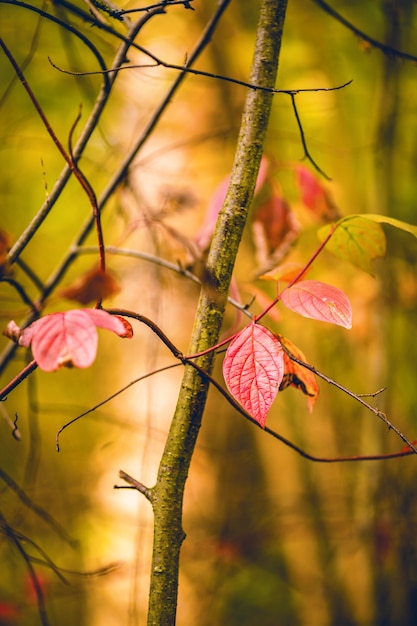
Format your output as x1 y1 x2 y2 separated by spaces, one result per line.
185 357 417 463
14 257 45 291
4 7 150 265
115 470 153 502
0 467 74 542
0 1 109 88
67 107 106 275
283 347 417 455
0 1 230 374
289 92 331 179
2 522 70 585
0 43 106 279
0 404 21 439
0 511 50 626
0 0 44 109
50 55 352 99
0 360 38 401
55 362 180 450
118 0 193 16
75 245 252 316
312 0 417 63
0 277 39 313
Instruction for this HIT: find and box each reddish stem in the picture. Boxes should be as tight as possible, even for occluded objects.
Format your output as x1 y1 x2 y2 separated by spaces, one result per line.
186 224 337 358
0 360 38 401
255 223 336 323
68 107 106 274
0 38 106 279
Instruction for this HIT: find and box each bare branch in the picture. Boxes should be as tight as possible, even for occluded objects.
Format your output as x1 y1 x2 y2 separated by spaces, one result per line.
0 0 231 374
55 362 181 450
0 0 110 89
76 245 253 317
0 467 74 542
0 277 39 313
283 347 417 455
49 54 352 99
0 511 50 626
115 470 153 502
0 360 38 401
289 92 331 179
313 0 417 63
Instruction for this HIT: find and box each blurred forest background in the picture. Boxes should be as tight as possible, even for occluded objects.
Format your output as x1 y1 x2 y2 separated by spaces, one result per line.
1 0 417 625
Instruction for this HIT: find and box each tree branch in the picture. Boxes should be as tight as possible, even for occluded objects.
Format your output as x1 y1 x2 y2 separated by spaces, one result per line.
146 1 288 624
0 0 231 373
312 0 417 63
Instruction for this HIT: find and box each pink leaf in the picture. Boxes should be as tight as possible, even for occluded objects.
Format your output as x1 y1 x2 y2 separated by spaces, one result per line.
195 156 269 251
223 323 284 428
281 280 352 328
82 309 133 338
19 311 98 371
19 309 133 372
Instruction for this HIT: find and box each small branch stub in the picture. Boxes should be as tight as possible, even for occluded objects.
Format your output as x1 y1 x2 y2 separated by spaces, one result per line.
116 470 153 502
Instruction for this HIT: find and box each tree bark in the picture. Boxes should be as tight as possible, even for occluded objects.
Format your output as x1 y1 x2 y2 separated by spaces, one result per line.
146 1 288 624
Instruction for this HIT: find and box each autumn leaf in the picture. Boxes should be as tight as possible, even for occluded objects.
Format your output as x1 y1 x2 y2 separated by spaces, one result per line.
277 334 319 412
318 216 386 274
194 156 269 252
281 280 352 328
296 165 341 222
223 322 284 428
16 309 133 372
60 266 121 304
252 182 299 272
259 262 308 283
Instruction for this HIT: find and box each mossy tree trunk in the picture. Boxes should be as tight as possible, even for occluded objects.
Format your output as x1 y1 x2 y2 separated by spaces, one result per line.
146 1 288 624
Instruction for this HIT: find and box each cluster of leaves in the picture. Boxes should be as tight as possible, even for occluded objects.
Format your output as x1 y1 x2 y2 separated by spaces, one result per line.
219 165 417 429
3 163 417 440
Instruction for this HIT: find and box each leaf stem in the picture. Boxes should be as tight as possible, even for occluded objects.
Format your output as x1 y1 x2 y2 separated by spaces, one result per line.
255 224 336 322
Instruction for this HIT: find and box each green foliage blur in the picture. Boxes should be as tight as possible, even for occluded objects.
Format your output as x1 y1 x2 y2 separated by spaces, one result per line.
1 1 417 625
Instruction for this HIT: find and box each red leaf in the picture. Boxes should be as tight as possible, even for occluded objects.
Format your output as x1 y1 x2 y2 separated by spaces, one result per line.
252 183 299 272
223 322 284 428
18 309 133 372
281 280 352 328
296 165 341 222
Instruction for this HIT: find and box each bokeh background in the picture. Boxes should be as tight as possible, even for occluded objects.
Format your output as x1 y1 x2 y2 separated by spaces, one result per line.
1 1 417 624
